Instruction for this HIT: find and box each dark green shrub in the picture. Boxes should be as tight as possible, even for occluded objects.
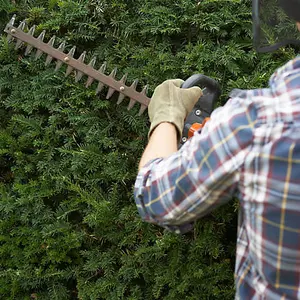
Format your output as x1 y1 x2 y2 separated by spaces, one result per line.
0 0 296 299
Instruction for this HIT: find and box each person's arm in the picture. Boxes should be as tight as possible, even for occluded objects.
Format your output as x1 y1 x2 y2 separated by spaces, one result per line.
134 96 257 233
138 122 177 170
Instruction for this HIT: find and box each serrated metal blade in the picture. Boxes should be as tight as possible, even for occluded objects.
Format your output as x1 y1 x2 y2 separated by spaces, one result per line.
3 16 152 112
75 51 86 82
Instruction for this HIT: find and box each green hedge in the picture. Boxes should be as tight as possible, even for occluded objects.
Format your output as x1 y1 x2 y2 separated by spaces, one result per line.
0 0 296 299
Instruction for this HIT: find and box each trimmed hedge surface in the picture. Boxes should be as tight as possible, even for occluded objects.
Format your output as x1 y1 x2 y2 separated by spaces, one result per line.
0 0 296 299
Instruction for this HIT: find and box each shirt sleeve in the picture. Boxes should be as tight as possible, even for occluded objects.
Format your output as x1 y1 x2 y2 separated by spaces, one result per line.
134 96 257 233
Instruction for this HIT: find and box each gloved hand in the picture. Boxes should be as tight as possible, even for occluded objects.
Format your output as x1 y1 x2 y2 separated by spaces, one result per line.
148 79 203 139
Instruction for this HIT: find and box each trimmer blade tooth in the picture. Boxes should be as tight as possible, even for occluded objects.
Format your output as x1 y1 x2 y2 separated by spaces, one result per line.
68 46 76 57
88 56 96 67
47 35 56 46
24 26 36 55
141 85 148 95
116 74 128 104
126 80 139 110
75 71 84 82
8 14 16 26
99 62 107 74
96 82 105 95
45 55 53 66
95 63 107 90
18 20 26 31
120 73 128 84
74 51 86 82
54 60 63 71
14 21 26 49
78 51 86 62
109 67 117 79
64 47 76 77
53 41 66 70
85 57 96 87
57 41 66 51
65 65 74 77
37 30 46 42
34 49 43 60
117 93 125 105
15 38 23 49
127 99 136 110
6 15 17 41
28 25 36 36
131 79 139 90
138 104 147 116
7 34 14 42
86 77 94 87
14 20 26 47
25 44 33 55
106 87 116 99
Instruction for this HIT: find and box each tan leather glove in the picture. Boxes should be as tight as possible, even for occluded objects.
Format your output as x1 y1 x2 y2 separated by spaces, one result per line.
148 79 203 139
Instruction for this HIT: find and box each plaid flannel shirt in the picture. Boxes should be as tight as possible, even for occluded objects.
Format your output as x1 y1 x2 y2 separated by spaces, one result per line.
134 57 300 299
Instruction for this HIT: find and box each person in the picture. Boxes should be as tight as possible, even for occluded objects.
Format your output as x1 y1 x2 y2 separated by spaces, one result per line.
134 1 300 299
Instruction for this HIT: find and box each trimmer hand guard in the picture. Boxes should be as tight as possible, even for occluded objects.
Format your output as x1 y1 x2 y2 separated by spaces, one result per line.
180 74 221 146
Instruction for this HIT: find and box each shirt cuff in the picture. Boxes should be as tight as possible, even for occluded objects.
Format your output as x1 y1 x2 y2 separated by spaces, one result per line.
134 158 194 234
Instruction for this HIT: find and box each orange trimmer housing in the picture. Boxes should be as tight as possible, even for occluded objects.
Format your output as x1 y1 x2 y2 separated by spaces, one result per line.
187 117 210 139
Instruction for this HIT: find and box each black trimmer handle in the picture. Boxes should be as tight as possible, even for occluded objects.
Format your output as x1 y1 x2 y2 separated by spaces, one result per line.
180 74 221 145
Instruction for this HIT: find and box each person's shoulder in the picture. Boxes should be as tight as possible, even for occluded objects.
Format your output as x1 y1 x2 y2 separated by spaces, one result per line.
206 90 258 132
269 56 300 92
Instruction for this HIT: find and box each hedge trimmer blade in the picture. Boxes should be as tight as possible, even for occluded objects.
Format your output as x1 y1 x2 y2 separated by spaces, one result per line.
4 15 150 115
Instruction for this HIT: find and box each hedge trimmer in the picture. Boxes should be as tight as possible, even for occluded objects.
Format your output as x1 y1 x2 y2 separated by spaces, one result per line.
4 15 221 145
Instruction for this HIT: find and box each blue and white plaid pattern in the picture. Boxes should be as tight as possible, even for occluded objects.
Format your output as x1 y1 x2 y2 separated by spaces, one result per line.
135 57 300 299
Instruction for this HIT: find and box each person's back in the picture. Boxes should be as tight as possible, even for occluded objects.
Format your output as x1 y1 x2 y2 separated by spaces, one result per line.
234 57 300 298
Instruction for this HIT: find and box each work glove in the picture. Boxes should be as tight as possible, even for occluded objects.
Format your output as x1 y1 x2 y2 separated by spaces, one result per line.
148 79 203 139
